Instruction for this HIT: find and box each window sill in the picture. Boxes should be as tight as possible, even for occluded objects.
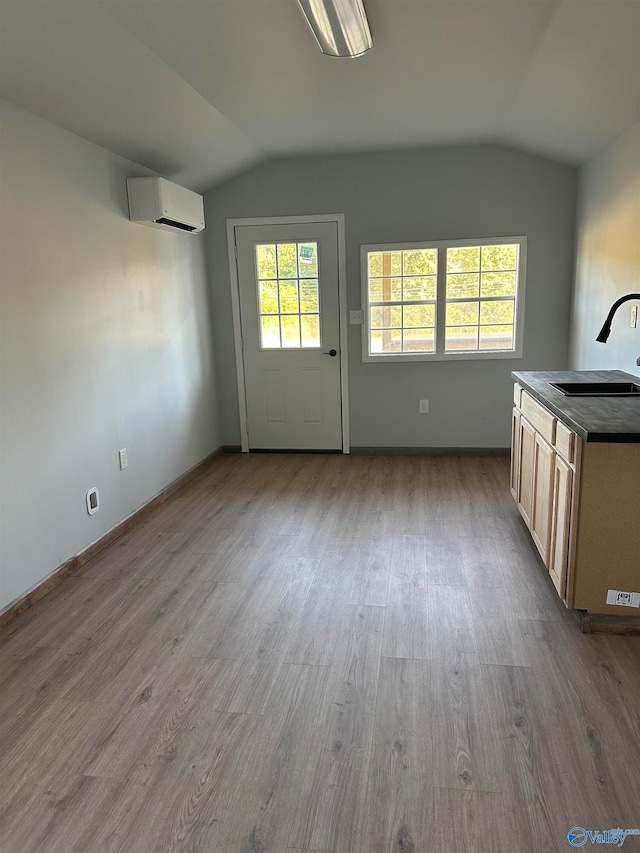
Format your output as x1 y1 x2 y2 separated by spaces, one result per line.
362 349 523 364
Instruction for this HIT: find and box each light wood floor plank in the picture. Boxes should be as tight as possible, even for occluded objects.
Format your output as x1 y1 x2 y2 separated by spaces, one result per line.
283 572 349 666
357 657 433 852
430 787 512 853
425 538 466 587
431 651 501 793
388 534 428 607
85 712 261 853
428 584 478 658
0 773 123 853
516 620 640 819
288 605 384 852
216 663 330 852
483 662 619 850
381 602 430 660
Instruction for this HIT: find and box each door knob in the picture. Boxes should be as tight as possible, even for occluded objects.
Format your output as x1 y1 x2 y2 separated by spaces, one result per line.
323 349 337 357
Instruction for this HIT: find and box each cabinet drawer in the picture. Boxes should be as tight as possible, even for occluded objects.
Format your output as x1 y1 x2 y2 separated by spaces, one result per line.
555 421 575 464
513 383 522 408
521 390 556 445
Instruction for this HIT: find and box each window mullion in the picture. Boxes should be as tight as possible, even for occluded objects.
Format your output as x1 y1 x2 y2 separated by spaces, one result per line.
435 246 447 354
370 300 436 307
446 295 515 303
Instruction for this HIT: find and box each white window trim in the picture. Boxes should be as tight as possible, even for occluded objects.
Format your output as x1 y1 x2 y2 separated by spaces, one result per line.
361 235 527 363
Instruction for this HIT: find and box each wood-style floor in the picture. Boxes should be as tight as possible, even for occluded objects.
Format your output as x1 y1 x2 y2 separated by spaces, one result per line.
1 453 639 853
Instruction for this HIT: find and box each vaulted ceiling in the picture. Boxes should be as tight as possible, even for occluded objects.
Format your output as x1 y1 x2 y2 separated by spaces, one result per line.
1 1 638 191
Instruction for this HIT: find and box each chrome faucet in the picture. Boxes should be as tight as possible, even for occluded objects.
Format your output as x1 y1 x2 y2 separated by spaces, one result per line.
595 293 640 364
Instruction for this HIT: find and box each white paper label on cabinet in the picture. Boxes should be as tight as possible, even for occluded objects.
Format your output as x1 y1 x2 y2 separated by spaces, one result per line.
606 589 640 608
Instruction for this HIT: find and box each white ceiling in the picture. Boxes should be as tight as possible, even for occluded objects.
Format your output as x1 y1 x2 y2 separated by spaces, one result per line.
1 0 639 191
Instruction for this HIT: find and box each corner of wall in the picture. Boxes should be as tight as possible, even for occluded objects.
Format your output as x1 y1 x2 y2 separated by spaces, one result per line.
569 122 640 375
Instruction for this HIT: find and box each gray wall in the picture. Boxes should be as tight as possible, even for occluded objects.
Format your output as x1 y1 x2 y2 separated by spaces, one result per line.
570 122 640 375
205 145 577 447
0 101 221 611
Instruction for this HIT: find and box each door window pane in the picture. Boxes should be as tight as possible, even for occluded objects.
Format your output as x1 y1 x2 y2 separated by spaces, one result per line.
261 315 280 349
298 243 318 277
300 280 319 313
255 242 321 349
301 314 321 347
277 243 298 278
256 244 277 279
279 280 299 314
281 315 301 347
259 280 279 314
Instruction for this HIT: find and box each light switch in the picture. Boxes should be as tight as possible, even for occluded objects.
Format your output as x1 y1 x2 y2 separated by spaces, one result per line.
631 305 638 328
350 310 364 325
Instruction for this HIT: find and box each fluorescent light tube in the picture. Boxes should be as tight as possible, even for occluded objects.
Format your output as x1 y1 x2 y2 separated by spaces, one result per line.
296 0 373 58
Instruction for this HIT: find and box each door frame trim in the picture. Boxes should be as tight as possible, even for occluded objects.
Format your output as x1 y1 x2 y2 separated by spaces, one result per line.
226 214 350 453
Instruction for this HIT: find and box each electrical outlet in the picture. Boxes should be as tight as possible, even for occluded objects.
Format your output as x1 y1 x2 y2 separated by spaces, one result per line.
86 487 99 515
631 305 638 328
119 448 128 470
419 399 429 414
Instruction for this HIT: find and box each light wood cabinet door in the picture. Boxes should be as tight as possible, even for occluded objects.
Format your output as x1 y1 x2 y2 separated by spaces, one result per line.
530 432 555 567
511 384 581 609
517 416 535 528
510 407 520 500
549 454 572 599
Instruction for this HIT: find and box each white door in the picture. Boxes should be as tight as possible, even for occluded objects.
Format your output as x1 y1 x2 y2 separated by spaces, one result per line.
234 221 343 450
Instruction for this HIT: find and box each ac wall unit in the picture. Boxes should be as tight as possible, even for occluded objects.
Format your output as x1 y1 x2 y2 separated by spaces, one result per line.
126 177 205 233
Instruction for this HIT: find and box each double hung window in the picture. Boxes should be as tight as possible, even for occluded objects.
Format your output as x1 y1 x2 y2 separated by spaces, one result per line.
362 237 526 362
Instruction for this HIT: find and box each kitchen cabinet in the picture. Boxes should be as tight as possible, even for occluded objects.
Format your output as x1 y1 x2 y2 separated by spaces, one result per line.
530 431 555 568
549 453 572 597
511 374 640 632
513 387 573 584
516 414 534 527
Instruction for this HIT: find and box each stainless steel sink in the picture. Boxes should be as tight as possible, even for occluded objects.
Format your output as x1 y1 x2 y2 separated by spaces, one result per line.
549 381 640 396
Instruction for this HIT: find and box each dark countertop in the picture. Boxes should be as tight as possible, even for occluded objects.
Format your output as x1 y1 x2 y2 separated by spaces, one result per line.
512 370 640 443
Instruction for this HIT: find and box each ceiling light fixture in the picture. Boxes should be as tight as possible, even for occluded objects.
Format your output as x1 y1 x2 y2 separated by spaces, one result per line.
296 0 373 58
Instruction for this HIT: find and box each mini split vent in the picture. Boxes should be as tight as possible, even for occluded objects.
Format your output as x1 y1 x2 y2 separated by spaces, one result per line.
127 177 205 234
154 217 199 233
